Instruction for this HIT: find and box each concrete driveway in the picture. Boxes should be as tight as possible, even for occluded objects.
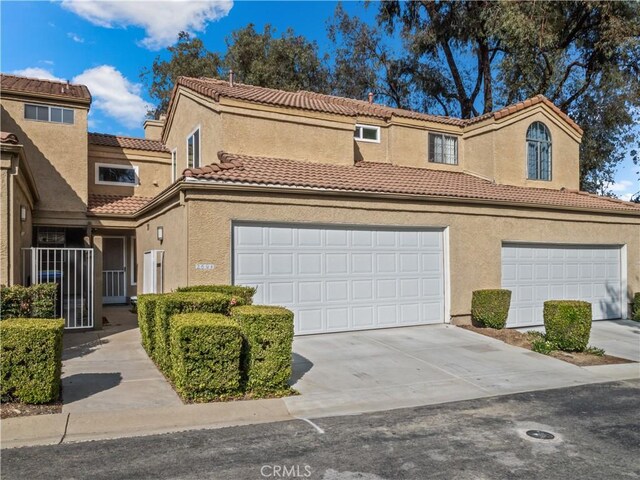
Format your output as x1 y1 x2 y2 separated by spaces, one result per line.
285 323 640 418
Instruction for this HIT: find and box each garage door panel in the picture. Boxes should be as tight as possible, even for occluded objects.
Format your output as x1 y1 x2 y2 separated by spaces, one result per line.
502 244 622 327
235 224 445 334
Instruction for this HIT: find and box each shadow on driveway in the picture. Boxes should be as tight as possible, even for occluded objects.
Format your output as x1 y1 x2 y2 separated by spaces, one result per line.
63 373 123 404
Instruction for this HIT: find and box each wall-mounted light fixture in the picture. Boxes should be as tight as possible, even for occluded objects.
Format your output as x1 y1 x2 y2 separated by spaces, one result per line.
157 226 164 243
20 205 27 222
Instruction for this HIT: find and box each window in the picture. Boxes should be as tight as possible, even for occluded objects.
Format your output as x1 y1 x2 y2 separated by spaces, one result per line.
526 122 551 180
354 124 380 143
24 103 74 124
171 148 177 182
428 133 458 165
95 163 139 186
187 127 200 169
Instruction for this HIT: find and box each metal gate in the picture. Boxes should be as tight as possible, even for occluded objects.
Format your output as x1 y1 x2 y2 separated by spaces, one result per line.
22 248 94 329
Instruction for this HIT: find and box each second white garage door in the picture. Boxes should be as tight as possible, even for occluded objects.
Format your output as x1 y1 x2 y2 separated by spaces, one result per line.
502 243 623 328
233 223 446 335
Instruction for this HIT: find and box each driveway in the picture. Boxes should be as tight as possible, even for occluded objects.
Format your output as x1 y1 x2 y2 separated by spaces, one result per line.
285 323 640 418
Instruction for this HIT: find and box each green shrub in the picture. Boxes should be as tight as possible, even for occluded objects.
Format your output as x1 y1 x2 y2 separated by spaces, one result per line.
170 313 243 401
530 337 555 355
584 346 605 356
176 285 256 306
29 283 59 318
137 294 160 356
544 300 592 352
1 318 64 403
1 283 58 320
232 305 294 392
153 292 233 374
632 293 640 322
471 289 512 329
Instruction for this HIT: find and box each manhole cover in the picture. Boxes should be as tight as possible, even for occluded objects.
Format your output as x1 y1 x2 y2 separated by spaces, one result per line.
526 430 555 440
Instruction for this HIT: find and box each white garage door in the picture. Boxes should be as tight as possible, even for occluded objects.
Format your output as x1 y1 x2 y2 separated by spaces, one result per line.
233 223 446 335
502 244 623 328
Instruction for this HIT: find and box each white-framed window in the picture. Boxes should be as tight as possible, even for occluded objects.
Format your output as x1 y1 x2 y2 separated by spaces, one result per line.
171 148 178 182
187 126 201 169
354 124 380 143
428 133 458 165
95 163 139 186
24 103 74 124
526 122 552 181
130 237 137 286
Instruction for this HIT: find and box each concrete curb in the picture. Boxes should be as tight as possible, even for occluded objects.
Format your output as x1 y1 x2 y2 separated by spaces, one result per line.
2 398 293 449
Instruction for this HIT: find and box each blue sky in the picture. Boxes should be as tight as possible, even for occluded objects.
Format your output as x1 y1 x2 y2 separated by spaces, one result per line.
1 1 637 199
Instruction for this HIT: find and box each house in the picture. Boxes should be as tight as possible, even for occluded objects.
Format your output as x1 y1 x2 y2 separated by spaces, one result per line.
1 73 638 333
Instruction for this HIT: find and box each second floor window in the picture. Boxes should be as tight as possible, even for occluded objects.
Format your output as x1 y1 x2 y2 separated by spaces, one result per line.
187 127 200 169
354 124 380 143
527 122 551 181
429 133 458 165
96 163 138 186
24 104 74 124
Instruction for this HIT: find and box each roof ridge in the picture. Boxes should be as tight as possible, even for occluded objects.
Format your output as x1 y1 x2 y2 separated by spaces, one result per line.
88 131 161 142
0 72 83 87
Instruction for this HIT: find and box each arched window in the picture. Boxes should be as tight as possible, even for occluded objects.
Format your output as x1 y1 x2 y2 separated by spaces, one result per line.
526 122 551 180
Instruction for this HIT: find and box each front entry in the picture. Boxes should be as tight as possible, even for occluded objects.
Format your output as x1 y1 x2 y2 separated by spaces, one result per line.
103 237 127 304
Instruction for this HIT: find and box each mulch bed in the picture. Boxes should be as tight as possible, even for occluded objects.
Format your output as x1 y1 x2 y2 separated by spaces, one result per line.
459 325 635 367
0 401 62 419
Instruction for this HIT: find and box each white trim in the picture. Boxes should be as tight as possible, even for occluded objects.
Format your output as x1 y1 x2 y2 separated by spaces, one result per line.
130 236 137 286
443 226 451 324
24 103 75 125
621 244 628 319
354 124 381 143
95 162 139 187
171 148 178 182
428 132 459 165
186 124 201 169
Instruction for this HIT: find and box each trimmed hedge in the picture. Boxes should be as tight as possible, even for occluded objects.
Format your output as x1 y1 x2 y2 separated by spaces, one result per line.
1 318 64 403
632 293 640 322
153 292 233 374
176 285 256 306
544 300 592 352
137 294 160 356
471 289 512 329
1 283 58 319
232 305 294 392
170 313 243 401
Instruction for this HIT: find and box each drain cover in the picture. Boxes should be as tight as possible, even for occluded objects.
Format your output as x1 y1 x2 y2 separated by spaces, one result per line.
526 430 555 440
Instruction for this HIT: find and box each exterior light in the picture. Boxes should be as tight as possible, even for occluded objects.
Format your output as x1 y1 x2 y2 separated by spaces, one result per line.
156 226 164 242
20 205 27 222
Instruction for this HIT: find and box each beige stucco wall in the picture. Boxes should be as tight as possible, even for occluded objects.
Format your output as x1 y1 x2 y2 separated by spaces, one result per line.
88 144 171 198
136 187 640 319
1 97 89 221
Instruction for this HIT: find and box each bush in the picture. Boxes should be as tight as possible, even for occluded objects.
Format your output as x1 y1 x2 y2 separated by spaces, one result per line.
632 293 640 322
170 313 243 401
137 294 160 356
153 292 233 374
544 300 592 352
0 318 64 403
471 289 512 329
1 283 58 319
232 305 294 392
176 285 256 306
530 337 555 355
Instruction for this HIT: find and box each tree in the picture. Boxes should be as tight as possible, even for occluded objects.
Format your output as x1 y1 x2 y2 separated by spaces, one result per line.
331 1 640 194
141 32 222 117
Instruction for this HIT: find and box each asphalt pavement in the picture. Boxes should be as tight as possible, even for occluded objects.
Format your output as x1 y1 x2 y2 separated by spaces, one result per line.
3 379 639 480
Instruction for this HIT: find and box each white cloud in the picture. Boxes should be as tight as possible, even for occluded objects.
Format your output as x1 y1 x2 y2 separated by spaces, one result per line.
12 67 63 81
41 60 55 66
619 193 633 202
608 180 634 193
60 0 233 49
67 32 85 43
73 65 152 129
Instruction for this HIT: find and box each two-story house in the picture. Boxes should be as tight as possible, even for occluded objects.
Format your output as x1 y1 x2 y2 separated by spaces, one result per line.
1 73 639 333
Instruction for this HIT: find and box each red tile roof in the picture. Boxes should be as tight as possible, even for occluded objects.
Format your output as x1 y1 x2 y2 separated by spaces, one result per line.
182 152 640 213
1 73 91 103
88 194 153 215
0 131 19 145
88 132 168 153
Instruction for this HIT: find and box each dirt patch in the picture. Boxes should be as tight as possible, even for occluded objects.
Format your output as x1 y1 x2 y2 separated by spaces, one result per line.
459 325 635 367
1 401 62 419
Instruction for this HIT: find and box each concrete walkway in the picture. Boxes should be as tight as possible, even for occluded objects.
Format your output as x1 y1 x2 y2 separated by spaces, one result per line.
61 306 182 413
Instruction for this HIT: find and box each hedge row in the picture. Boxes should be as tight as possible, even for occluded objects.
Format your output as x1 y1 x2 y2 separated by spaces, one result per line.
1 283 59 319
1 319 64 403
175 285 256 306
471 289 512 329
544 300 592 352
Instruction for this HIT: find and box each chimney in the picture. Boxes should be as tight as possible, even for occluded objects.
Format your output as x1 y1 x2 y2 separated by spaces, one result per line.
368 92 374 104
143 116 165 140
229 69 234 87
